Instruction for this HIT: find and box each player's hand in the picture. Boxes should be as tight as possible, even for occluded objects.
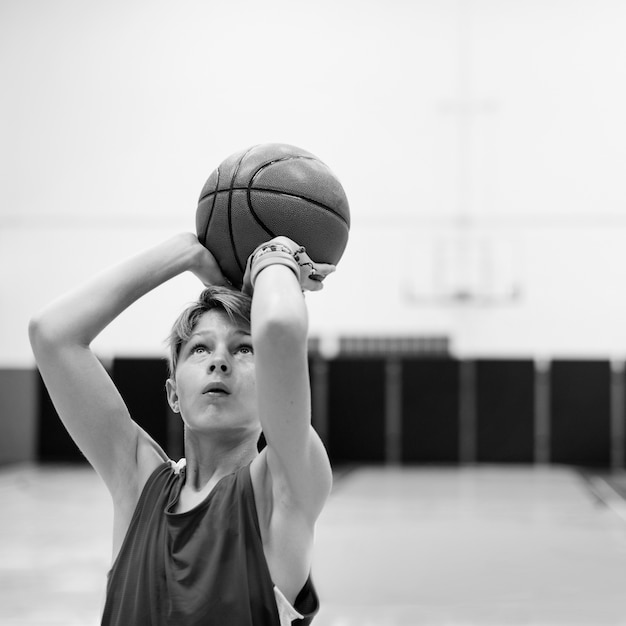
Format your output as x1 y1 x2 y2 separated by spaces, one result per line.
276 236 336 292
184 233 228 287
243 236 335 294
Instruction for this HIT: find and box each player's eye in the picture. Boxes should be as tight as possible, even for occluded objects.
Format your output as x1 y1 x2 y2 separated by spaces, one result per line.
191 343 208 355
237 344 254 355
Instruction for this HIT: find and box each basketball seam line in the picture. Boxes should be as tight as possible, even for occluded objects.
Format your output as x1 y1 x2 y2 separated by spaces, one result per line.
200 168 220 246
244 189 275 239
248 156 315 212
244 154 278 239
199 187 349 228
247 155 347 229
228 148 257 274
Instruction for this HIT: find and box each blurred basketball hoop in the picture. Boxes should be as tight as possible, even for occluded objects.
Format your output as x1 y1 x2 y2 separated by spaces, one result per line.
402 232 523 305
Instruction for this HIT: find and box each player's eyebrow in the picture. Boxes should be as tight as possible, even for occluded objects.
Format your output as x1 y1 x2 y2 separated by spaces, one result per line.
188 328 251 340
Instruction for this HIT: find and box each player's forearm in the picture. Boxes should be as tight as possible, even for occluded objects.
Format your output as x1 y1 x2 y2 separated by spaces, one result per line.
251 264 309 349
251 264 312 451
30 233 201 349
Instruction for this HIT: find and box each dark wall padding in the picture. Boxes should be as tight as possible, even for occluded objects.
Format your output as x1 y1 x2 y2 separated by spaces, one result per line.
34 354 618 468
401 358 460 463
37 372 85 463
475 359 535 463
112 358 171 453
550 360 611 466
327 358 386 463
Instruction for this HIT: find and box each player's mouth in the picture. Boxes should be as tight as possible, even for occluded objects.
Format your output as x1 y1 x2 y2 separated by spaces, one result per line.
202 382 231 396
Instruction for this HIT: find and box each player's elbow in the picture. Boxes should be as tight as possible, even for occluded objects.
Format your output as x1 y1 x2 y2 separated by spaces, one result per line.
29 314 49 350
28 313 66 355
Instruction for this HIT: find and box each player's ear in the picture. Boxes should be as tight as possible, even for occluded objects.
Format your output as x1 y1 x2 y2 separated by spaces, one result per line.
166 378 180 414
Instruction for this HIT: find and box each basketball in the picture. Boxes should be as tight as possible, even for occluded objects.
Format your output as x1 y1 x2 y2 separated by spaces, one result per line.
196 143 350 287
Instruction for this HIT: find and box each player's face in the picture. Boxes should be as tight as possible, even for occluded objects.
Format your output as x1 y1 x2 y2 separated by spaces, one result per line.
168 309 258 437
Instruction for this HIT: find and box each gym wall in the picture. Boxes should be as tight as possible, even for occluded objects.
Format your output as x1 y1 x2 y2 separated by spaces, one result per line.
22 350 620 469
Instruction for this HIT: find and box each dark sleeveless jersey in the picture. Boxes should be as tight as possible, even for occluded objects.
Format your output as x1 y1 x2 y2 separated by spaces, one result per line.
101 461 319 626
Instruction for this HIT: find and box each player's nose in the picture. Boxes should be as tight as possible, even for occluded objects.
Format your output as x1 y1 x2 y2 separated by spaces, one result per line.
208 351 230 374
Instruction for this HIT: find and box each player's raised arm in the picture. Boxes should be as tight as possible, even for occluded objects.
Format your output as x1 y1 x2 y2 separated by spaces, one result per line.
248 238 335 520
28 234 224 500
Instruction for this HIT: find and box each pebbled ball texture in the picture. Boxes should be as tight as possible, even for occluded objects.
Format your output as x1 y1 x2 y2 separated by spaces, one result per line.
196 143 350 287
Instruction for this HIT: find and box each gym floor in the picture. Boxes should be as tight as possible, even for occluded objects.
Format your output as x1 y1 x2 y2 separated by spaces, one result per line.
1 463 626 625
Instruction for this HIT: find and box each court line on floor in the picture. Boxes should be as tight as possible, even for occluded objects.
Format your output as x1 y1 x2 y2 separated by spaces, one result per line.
584 474 626 524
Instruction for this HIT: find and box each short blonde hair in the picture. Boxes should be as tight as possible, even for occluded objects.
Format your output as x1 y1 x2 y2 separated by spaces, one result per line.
166 287 252 377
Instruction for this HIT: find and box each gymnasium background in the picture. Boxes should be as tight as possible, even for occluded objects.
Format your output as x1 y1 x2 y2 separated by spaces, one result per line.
2 0 626 469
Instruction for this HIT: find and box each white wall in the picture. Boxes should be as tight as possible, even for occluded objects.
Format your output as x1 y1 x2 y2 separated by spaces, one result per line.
2 0 626 366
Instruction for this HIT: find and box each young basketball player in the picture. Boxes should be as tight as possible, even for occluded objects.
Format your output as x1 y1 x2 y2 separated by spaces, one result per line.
28 232 335 625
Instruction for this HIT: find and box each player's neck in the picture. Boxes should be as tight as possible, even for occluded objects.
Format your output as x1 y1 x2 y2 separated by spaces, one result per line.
182 430 258 491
